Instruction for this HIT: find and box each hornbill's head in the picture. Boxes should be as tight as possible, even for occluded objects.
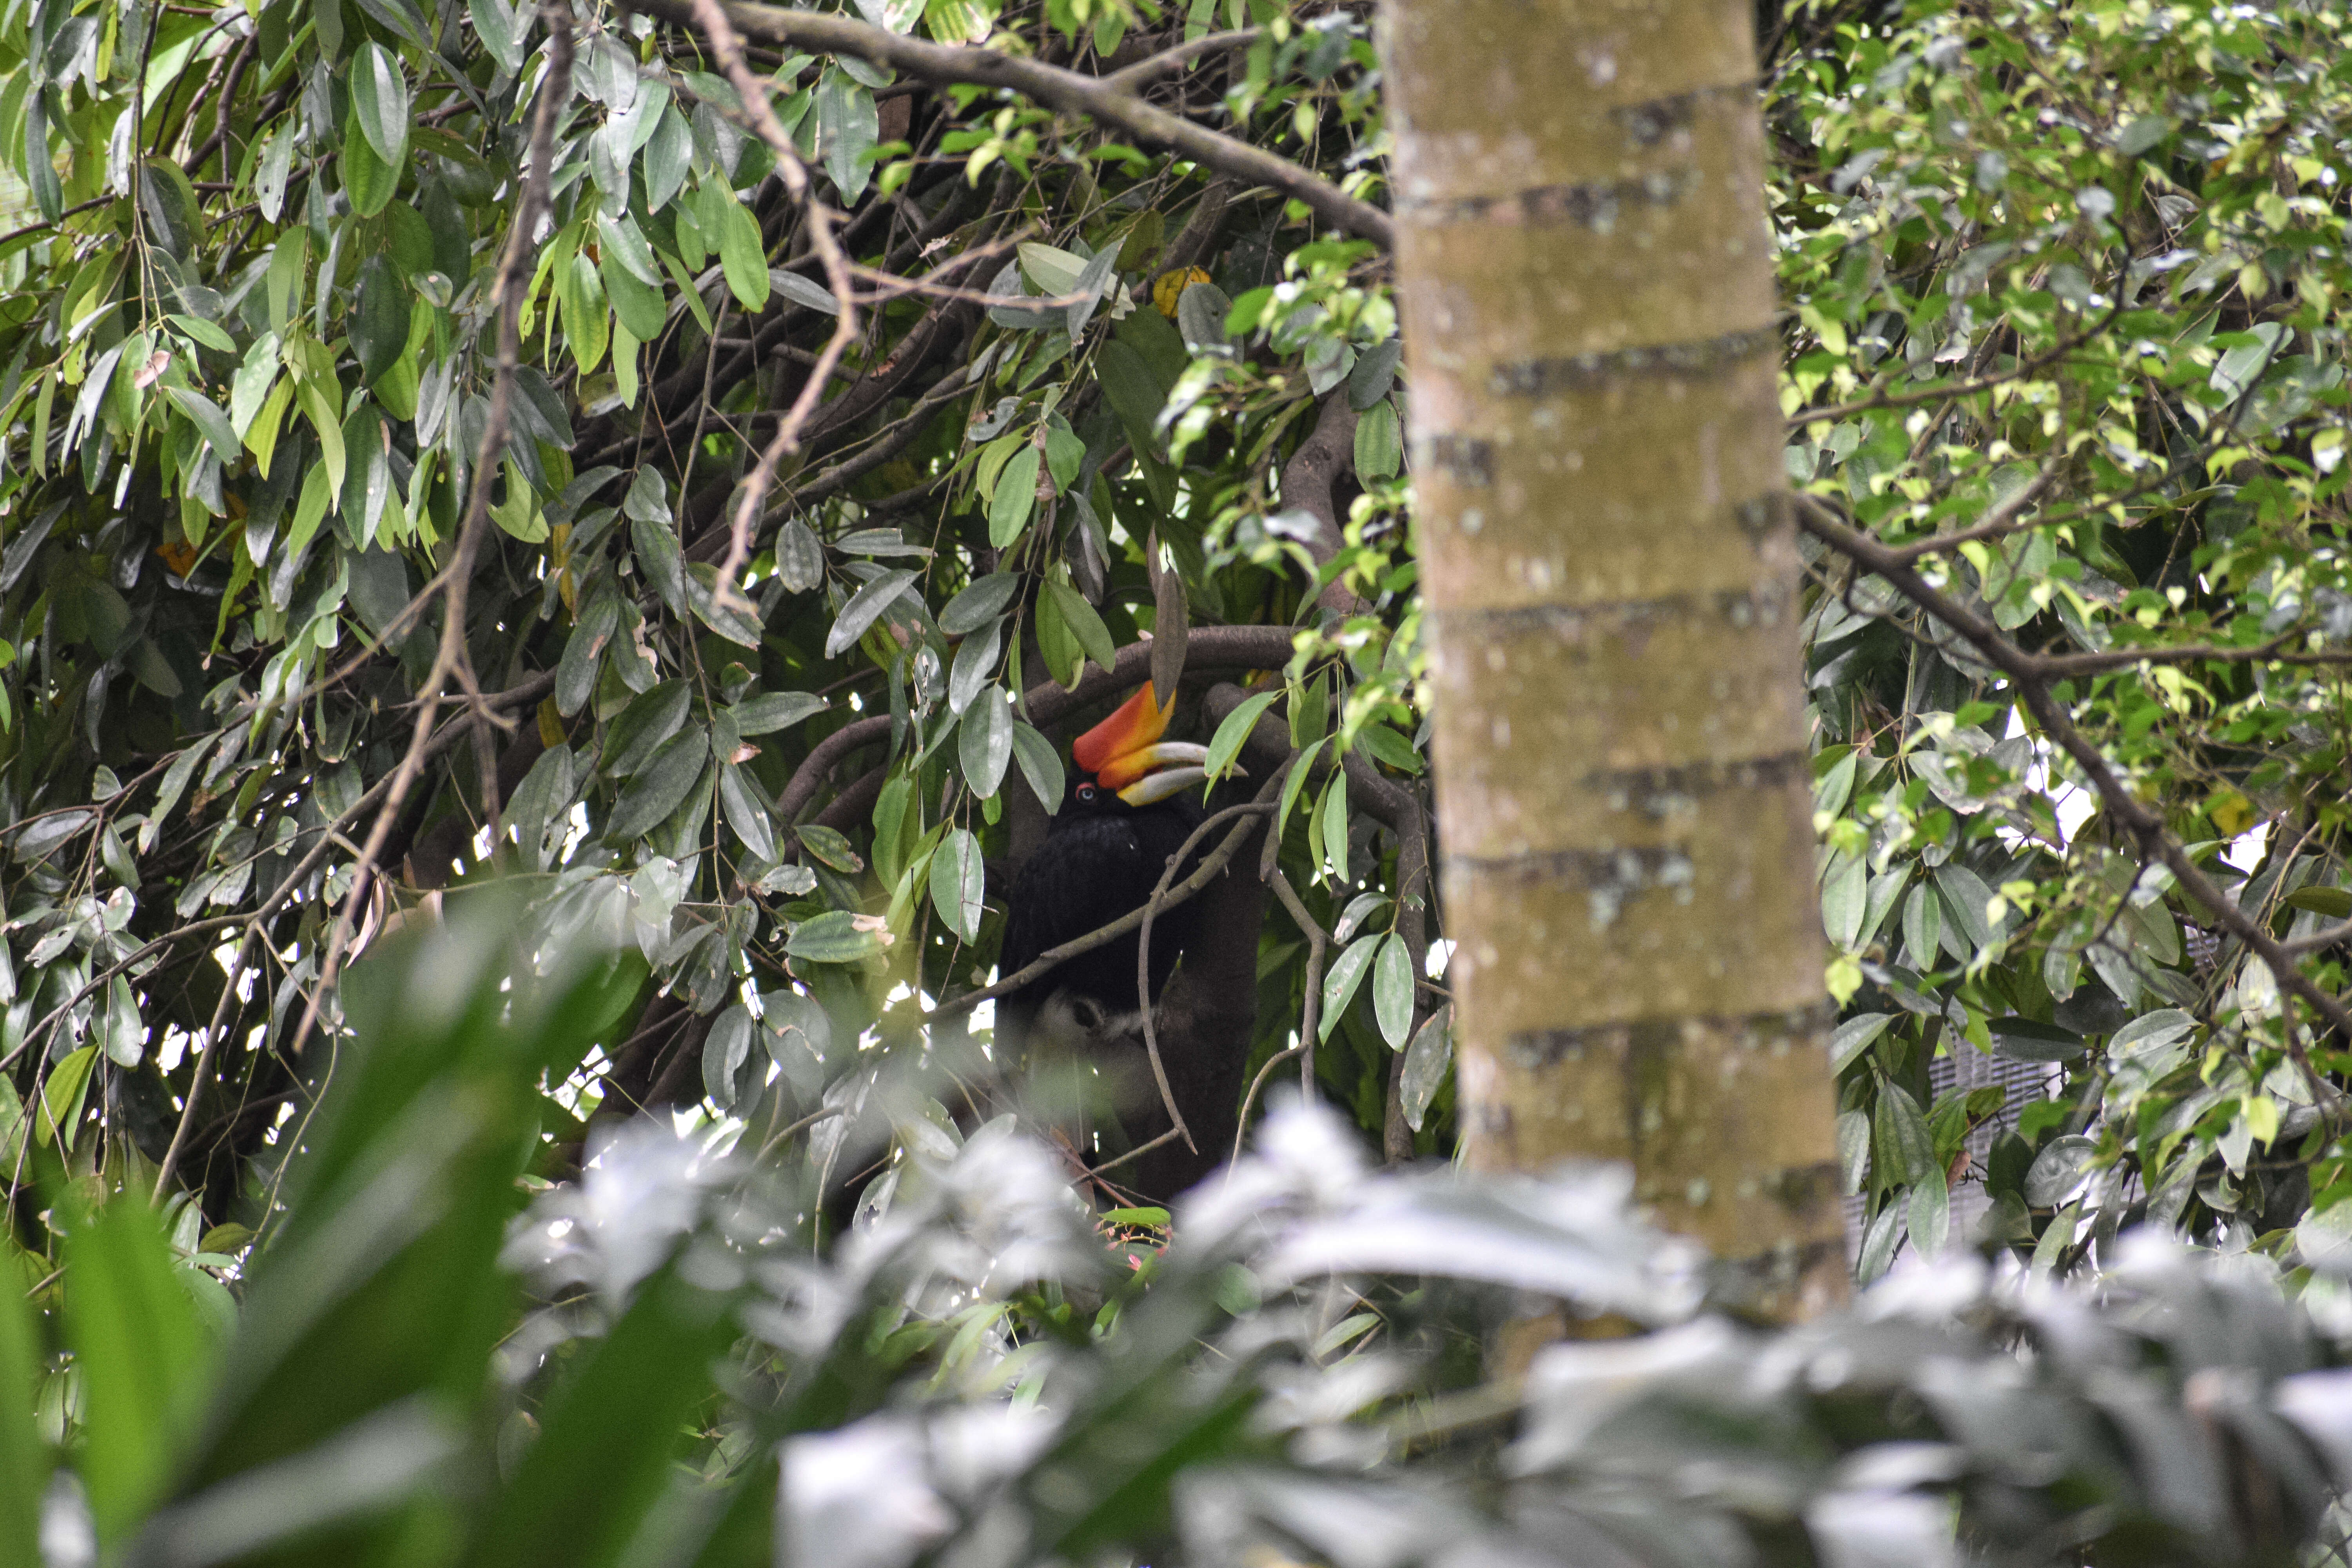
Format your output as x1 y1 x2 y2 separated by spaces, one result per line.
1064 685 1218 815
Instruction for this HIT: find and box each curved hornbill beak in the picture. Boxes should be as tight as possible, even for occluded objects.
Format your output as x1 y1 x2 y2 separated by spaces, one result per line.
1072 686 1234 804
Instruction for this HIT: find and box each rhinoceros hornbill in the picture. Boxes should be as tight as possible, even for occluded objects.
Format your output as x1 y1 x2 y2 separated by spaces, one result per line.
995 683 1219 1064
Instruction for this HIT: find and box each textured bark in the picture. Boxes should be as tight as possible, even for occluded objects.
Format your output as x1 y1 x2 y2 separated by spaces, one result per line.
1383 0 1844 1319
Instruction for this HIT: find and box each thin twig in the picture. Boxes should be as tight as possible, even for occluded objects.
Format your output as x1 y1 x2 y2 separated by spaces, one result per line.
687 0 863 612
1263 867 1328 1096
280 0 576 1067
1134 798 1277 1155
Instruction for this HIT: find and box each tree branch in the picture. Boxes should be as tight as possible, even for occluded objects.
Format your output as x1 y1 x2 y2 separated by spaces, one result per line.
619 0 1393 248
1797 494 2352 1107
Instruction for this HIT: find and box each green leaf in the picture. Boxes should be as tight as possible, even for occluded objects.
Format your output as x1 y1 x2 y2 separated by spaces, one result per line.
601 250 668 342
1317 769 1351 881
774 517 824 592
1935 864 1998 947
1034 579 1083 688
1908 1172 1951 1257
1204 690 1279 783
351 256 410 383
642 105 693 210
65 1191 214 1544
1096 338 1168 456
1319 933 1380 1041
714 191 771 312
604 728 709 842
631 513 688 619
1353 399 1401 480
341 111 399 216
470 0 523 73
940 572 1020 634
786 910 889 964
1042 580 1114 675
949 617 1002 715
704 1004 753 1107
36 1045 95 1146
1372 932 1414 1049
2285 886 2352 919
794 824 864 873
990 447 1040 547
960 690 1012 797
825 568 919 659
1829 1012 1893 1074
1873 1082 1937 1187
1400 1003 1452 1132
930 827 985 942
163 386 239 461
719 764 776 862
1010 722 1064 814
563 250 611 374
349 42 411 165
728 691 827 735
0 1225 46 1562
1277 738 1327 844
818 69 880 201
1822 852 1866 949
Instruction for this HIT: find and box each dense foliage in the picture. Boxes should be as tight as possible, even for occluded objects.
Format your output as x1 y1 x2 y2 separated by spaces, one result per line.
5 0 2352 1552
14 913 2352 1565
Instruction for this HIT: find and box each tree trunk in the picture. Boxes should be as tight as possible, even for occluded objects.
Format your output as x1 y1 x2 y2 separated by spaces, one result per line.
1383 0 1845 1319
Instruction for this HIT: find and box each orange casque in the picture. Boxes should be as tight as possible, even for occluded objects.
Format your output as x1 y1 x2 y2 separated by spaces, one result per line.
1070 685 1225 804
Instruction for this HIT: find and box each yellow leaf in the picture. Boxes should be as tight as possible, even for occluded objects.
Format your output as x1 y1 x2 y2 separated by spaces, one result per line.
1153 266 1210 318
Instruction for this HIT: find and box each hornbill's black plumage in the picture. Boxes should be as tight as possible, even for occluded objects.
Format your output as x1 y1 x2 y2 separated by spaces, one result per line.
995 684 1217 1060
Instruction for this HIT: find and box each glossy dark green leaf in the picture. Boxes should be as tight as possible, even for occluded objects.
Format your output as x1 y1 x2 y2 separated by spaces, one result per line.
1319 933 1381 1042
341 110 399 216
349 42 410 165
1873 1082 1938 1187
989 447 1041 548
930 826 984 942
1400 1003 1452 1132
605 728 708 843
351 255 410 383
825 569 918 658
940 572 1020 634
1829 1012 1894 1074
1371 933 1414 1049
949 616 1002 715
728 691 826 735
703 1004 753 1107
719 763 776 862
775 518 825 592
960 690 1012 798
1010 722 1063 815
1042 580 1114 675
163 386 239 461
794 824 864 873
631 513 688 619
786 910 889 964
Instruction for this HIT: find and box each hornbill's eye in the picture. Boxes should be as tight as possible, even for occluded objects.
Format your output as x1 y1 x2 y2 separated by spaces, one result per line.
1076 783 1098 802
